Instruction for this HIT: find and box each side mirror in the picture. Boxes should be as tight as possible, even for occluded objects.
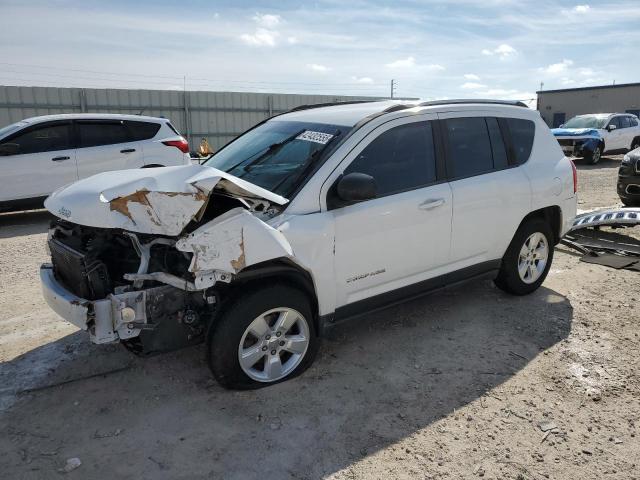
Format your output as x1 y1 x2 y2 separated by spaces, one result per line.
607 124 617 131
334 172 377 204
0 143 19 156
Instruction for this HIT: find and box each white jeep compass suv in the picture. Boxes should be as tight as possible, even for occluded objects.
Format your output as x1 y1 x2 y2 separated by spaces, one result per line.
40 100 577 389
0 113 191 212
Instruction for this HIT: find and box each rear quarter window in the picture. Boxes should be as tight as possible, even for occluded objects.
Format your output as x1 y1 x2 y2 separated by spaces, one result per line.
125 121 161 141
505 118 535 165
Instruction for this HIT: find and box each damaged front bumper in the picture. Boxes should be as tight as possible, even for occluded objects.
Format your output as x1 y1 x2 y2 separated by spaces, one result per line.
555 136 600 157
40 264 155 344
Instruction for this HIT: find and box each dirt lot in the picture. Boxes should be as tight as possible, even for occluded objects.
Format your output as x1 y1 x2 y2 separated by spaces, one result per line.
1 155 638 480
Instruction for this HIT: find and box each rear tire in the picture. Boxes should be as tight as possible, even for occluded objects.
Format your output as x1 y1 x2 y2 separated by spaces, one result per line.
207 284 318 389
584 145 602 165
494 219 554 295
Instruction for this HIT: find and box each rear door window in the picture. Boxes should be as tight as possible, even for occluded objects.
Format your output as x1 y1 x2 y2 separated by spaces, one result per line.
444 117 494 178
345 121 437 197
77 121 129 148
504 118 535 165
620 117 631 128
125 121 161 141
1 122 72 155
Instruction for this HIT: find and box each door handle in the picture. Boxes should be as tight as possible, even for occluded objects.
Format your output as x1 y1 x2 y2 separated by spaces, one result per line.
418 198 445 210
120 148 136 153
51 156 70 161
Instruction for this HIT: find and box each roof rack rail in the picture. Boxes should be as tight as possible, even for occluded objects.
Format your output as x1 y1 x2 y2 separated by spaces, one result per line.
288 100 379 112
418 99 528 108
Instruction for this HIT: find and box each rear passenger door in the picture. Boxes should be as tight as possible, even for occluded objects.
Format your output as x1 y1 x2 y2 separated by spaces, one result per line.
439 113 533 267
75 120 144 179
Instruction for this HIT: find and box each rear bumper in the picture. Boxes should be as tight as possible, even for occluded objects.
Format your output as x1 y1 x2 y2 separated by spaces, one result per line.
40 264 145 344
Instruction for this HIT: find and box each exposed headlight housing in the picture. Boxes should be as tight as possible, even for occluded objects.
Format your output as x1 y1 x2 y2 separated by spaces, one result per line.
622 154 631 165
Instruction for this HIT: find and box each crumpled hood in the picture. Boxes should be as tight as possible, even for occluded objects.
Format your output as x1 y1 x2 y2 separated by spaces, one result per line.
551 127 602 137
44 164 288 236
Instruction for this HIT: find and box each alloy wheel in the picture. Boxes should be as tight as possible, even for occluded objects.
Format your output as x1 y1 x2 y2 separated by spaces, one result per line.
237 307 310 382
517 232 549 284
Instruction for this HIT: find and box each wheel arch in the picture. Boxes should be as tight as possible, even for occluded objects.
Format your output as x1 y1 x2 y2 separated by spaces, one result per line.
517 206 562 245
222 258 320 331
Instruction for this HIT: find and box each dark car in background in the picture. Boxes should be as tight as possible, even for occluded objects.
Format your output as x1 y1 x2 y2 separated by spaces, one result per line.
618 147 640 206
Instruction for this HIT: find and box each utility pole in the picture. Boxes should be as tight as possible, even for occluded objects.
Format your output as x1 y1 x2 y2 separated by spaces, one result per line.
539 81 544 91
390 79 396 99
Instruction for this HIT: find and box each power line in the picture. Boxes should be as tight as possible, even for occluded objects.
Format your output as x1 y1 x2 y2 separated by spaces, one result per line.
0 61 388 88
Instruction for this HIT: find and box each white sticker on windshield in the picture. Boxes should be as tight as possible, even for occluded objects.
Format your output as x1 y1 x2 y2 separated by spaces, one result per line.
296 131 334 144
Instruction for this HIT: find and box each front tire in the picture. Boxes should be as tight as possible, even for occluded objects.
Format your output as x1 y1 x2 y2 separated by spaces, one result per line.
207 284 318 389
494 219 554 295
584 145 602 165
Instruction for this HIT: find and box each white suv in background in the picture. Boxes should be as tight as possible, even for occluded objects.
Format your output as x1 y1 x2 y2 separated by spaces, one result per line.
552 113 640 164
40 100 577 389
0 113 190 212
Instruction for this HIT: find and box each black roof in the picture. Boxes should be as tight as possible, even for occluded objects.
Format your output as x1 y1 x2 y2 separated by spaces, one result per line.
537 82 640 95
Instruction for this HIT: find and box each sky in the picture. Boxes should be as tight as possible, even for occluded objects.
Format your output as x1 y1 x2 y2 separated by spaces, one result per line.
0 0 639 105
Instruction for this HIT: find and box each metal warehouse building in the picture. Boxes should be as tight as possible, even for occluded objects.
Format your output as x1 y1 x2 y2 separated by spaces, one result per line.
0 85 385 150
537 82 640 128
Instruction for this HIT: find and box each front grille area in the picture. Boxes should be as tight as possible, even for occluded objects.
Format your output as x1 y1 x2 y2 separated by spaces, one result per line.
49 237 111 300
557 139 574 147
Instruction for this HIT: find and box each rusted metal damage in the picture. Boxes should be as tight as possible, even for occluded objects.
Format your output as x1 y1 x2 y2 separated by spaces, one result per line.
230 229 246 272
109 188 208 228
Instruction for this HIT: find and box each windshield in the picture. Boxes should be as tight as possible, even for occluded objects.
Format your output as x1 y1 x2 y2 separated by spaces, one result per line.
0 121 28 139
204 120 349 197
563 116 608 129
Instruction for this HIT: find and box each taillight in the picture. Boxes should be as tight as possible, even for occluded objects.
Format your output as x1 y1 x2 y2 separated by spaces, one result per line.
162 138 189 154
570 159 577 193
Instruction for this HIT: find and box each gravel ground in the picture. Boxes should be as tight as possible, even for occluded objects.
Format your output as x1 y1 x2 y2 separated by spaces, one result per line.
0 155 638 480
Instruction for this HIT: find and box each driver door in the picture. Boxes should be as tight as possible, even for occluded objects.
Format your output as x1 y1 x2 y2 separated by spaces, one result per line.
322 116 453 309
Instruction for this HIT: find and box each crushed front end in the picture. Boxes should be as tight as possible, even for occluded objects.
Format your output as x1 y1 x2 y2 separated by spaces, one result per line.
552 127 602 157
41 220 211 353
39 164 294 354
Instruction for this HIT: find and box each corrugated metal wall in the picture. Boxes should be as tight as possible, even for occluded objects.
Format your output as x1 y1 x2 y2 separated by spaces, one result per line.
0 85 382 150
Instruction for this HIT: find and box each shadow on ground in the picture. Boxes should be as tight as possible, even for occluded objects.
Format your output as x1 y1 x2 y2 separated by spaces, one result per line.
0 210 52 239
0 279 573 479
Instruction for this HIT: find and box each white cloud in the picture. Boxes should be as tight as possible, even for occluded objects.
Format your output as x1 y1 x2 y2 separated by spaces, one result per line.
578 67 594 77
386 56 416 68
574 5 590 13
385 57 444 71
464 74 480 80
482 44 517 59
287 36 298 44
240 13 284 47
240 28 279 47
352 76 374 84
252 13 281 28
461 82 487 90
308 63 330 72
540 59 574 75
